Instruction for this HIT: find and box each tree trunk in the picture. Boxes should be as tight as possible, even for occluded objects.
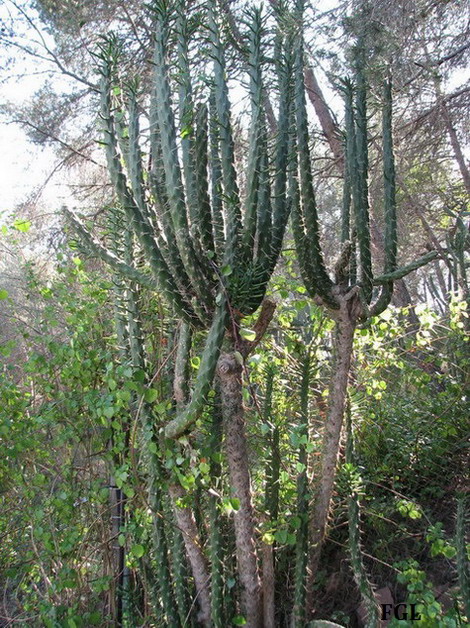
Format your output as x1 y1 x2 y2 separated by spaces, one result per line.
217 352 263 628
304 66 344 171
262 541 275 628
307 296 357 615
169 484 212 626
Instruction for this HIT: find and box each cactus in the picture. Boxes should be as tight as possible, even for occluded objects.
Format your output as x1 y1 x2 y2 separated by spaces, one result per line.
288 3 439 613
263 363 279 627
67 0 292 445
264 364 280 525
345 403 379 628
292 351 311 627
66 3 294 625
104 208 180 624
208 391 226 627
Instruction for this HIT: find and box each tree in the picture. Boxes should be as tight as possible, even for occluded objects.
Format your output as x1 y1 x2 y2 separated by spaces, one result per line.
287 3 439 616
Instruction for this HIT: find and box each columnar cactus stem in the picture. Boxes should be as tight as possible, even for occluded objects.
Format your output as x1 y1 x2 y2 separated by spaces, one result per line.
264 365 280 524
293 352 311 627
263 364 278 628
345 405 379 628
353 49 373 304
105 210 180 624
208 392 226 627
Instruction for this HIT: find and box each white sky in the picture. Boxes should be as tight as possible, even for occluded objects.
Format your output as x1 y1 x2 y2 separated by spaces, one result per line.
0 0 77 222
0 0 468 223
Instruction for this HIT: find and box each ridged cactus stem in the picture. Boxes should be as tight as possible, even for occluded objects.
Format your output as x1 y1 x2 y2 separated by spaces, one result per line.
99 63 202 325
65 207 157 292
293 352 310 626
172 526 192 625
127 89 200 314
382 78 397 275
353 50 373 304
165 301 228 438
370 78 397 316
174 322 192 410
148 458 180 626
293 21 336 308
209 0 242 266
345 404 379 628
209 91 226 262
263 364 278 628
176 8 197 226
152 12 215 309
194 103 216 256
269 29 293 273
342 81 354 247
242 7 265 262
264 365 280 523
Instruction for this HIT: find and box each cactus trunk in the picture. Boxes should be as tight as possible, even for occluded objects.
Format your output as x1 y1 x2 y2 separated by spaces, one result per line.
217 352 263 628
307 298 357 612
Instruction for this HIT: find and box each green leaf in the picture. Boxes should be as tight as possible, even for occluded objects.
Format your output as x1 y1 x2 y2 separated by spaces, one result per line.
230 498 240 511
221 264 232 276
13 219 31 233
239 327 256 341
232 616 247 626
131 544 145 558
103 406 115 419
274 529 288 544
0 289 8 300
233 351 243 365
144 388 158 403
180 125 193 139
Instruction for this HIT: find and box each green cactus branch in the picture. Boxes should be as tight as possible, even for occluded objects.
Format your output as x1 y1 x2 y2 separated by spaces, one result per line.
209 1 243 267
292 20 337 309
65 207 156 291
242 7 266 262
164 300 228 439
209 91 226 261
290 11 440 613
345 407 380 628
373 251 439 285
152 12 215 310
353 47 373 304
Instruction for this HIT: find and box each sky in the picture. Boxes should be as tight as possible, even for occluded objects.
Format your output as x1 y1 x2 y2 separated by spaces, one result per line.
0 0 468 225
0 0 76 222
